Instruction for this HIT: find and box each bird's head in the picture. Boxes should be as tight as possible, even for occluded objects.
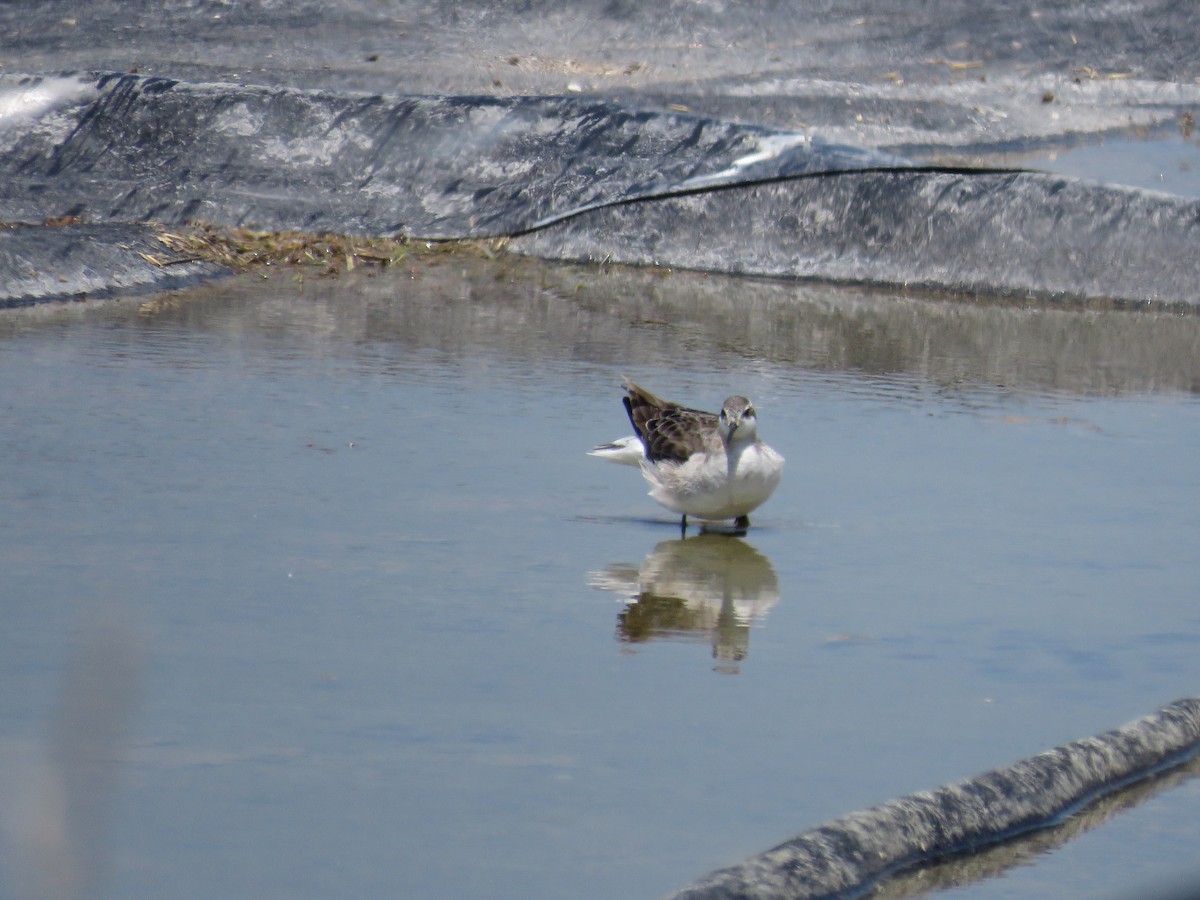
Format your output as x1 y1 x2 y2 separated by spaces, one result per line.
718 396 757 444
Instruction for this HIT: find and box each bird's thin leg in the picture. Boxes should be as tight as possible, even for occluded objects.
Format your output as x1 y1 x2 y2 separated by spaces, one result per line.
680 514 688 535
734 515 750 529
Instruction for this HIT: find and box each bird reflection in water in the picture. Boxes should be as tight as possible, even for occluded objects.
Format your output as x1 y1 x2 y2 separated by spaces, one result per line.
589 533 778 674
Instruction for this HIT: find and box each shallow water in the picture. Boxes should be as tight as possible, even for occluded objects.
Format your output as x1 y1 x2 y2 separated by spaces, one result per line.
2 255 1199 899
953 124 1200 201
1026 128 1200 199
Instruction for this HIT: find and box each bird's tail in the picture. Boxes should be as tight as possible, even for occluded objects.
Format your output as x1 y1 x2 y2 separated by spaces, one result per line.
587 436 645 467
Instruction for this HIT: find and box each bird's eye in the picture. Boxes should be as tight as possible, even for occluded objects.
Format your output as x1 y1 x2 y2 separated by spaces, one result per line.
746 406 756 417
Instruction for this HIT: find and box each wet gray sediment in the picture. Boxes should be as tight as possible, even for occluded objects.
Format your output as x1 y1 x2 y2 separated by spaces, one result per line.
667 699 1200 899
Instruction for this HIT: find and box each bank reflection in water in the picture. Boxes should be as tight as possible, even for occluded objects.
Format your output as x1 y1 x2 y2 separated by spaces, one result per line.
589 534 778 672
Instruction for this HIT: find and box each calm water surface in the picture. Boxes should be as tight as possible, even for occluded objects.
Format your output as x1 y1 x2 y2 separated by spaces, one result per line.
2 256 1199 899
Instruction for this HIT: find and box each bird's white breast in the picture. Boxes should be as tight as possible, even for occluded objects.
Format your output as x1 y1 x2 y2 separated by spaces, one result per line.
642 441 783 520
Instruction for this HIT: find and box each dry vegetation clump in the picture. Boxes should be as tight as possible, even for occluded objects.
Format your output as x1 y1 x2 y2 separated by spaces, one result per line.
151 225 417 273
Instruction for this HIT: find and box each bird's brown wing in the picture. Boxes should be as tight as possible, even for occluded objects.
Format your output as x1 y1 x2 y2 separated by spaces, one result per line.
622 378 717 464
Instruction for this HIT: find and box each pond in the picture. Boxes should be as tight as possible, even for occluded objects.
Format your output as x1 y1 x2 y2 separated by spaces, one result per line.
2 253 1199 899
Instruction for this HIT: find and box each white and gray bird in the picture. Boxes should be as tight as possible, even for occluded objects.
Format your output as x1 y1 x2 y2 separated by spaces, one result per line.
589 378 784 530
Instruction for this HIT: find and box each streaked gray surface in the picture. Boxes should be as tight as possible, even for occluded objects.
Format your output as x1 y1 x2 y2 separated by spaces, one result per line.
1 258 1198 898
0 222 223 307
3 1 1198 150
3 71 1200 306
0 73 910 239
3 2 1200 304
